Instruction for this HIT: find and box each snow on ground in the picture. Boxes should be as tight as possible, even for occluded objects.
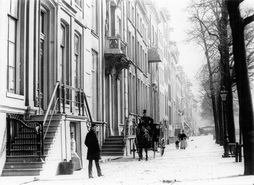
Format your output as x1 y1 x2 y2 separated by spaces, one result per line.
2 135 254 185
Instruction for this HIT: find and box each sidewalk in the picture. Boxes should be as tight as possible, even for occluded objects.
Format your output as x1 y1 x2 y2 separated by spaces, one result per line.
0 135 253 185
0 156 120 185
169 136 253 185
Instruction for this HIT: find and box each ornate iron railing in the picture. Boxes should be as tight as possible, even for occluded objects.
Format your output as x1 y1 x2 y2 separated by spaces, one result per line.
6 82 93 158
6 114 43 158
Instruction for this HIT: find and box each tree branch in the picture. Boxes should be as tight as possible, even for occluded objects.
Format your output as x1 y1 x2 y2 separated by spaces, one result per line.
196 17 220 40
244 13 254 27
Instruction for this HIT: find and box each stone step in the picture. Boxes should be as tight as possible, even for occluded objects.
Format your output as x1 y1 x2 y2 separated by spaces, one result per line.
101 135 125 157
102 145 123 148
6 155 46 162
4 161 44 169
100 151 124 156
101 148 123 153
104 139 123 143
2 168 42 176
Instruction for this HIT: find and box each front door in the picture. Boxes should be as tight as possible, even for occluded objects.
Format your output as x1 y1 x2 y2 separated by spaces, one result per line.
70 122 82 159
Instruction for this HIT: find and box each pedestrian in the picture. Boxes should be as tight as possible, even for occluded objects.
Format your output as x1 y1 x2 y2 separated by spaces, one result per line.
70 132 82 170
175 140 179 149
179 130 187 149
161 138 166 156
85 123 103 178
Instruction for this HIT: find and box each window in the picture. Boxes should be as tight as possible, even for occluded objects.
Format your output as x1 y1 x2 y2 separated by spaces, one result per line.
117 16 121 36
92 50 98 120
127 1 130 18
137 41 139 66
137 14 139 30
128 73 132 112
7 17 16 93
152 26 154 45
7 0 22 94
128 31 131 57
132 6 134 23
38 8 48 108
60 24 66 83
75 0 82 7
91 0 98 34
74 33 81 88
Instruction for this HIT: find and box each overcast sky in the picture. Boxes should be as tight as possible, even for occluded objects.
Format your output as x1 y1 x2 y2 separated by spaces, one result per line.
157 0 254 98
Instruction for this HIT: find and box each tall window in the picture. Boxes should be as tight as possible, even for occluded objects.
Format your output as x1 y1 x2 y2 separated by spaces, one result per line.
152 26 154 45
7 0 21 94
128 73 132 113
132 36 135 62
127 1 130 18
92 50 98 120
60 24 66 83
91 0 98 34
116 16 121 36
75 0 82 7
74 33 81 88
127 31 131 57
132 6 134 23
38 5 50 107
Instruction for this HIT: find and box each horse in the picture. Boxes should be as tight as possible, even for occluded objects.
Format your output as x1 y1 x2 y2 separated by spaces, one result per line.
136 126 152 161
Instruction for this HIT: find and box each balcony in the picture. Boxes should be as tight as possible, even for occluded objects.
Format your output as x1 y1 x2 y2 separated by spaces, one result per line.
105 35 127 55
148 47 162 63
104 36 131 76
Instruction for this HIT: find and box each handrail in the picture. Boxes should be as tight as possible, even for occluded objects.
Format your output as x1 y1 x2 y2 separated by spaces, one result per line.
83 91 93 129
43 97 60 139
42 81 60 139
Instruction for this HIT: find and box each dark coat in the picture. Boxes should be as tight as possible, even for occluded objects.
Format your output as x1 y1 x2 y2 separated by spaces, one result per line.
179 133 187 141
85 130 101 160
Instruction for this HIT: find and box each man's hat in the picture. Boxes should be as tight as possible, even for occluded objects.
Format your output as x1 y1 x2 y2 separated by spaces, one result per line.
91 123 96 128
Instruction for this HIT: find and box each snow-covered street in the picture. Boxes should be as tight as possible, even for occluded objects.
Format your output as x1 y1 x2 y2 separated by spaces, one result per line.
2 135 254 185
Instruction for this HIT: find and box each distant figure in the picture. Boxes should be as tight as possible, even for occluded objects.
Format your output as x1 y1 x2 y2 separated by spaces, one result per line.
179 130 187 149
70 132 82 170
85 124 103 178
161 138 166 156
175 140 179 149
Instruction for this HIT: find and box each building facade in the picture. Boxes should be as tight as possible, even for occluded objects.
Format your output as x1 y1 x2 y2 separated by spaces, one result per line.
0 0 196 176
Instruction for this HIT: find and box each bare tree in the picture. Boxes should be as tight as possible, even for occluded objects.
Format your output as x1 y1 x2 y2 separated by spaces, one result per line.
226 0 254 175
187 0 230 144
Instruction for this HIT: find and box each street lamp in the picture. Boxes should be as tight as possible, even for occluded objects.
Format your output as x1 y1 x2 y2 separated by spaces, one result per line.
220 88 230 157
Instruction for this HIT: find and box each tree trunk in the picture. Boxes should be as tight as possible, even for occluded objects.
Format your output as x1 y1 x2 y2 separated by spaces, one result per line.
216 95 223 145
227 0 254 175
219 0 236 144
199 22 220 145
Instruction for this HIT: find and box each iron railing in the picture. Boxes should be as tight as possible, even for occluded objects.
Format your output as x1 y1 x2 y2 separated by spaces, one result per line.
6 82 93 158
6 114 42 158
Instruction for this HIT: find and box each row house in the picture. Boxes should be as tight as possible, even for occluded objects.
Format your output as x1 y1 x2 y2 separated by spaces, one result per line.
0 0 103 176
175 65 195 136
0 0 195 177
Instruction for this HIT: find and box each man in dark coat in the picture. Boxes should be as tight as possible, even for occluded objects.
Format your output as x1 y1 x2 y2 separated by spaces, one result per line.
85 123 103 178
139 109 154 137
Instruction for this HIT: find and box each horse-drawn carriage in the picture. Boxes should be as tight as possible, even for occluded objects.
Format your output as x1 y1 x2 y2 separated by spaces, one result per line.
135 114 165 161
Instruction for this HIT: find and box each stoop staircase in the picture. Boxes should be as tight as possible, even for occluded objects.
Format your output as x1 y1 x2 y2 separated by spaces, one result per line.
101 136 125 156
2 82 98 176
2 119 60 176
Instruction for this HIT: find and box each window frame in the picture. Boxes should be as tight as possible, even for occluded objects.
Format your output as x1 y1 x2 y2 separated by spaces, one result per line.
91 50 99 120
7 0 23 95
